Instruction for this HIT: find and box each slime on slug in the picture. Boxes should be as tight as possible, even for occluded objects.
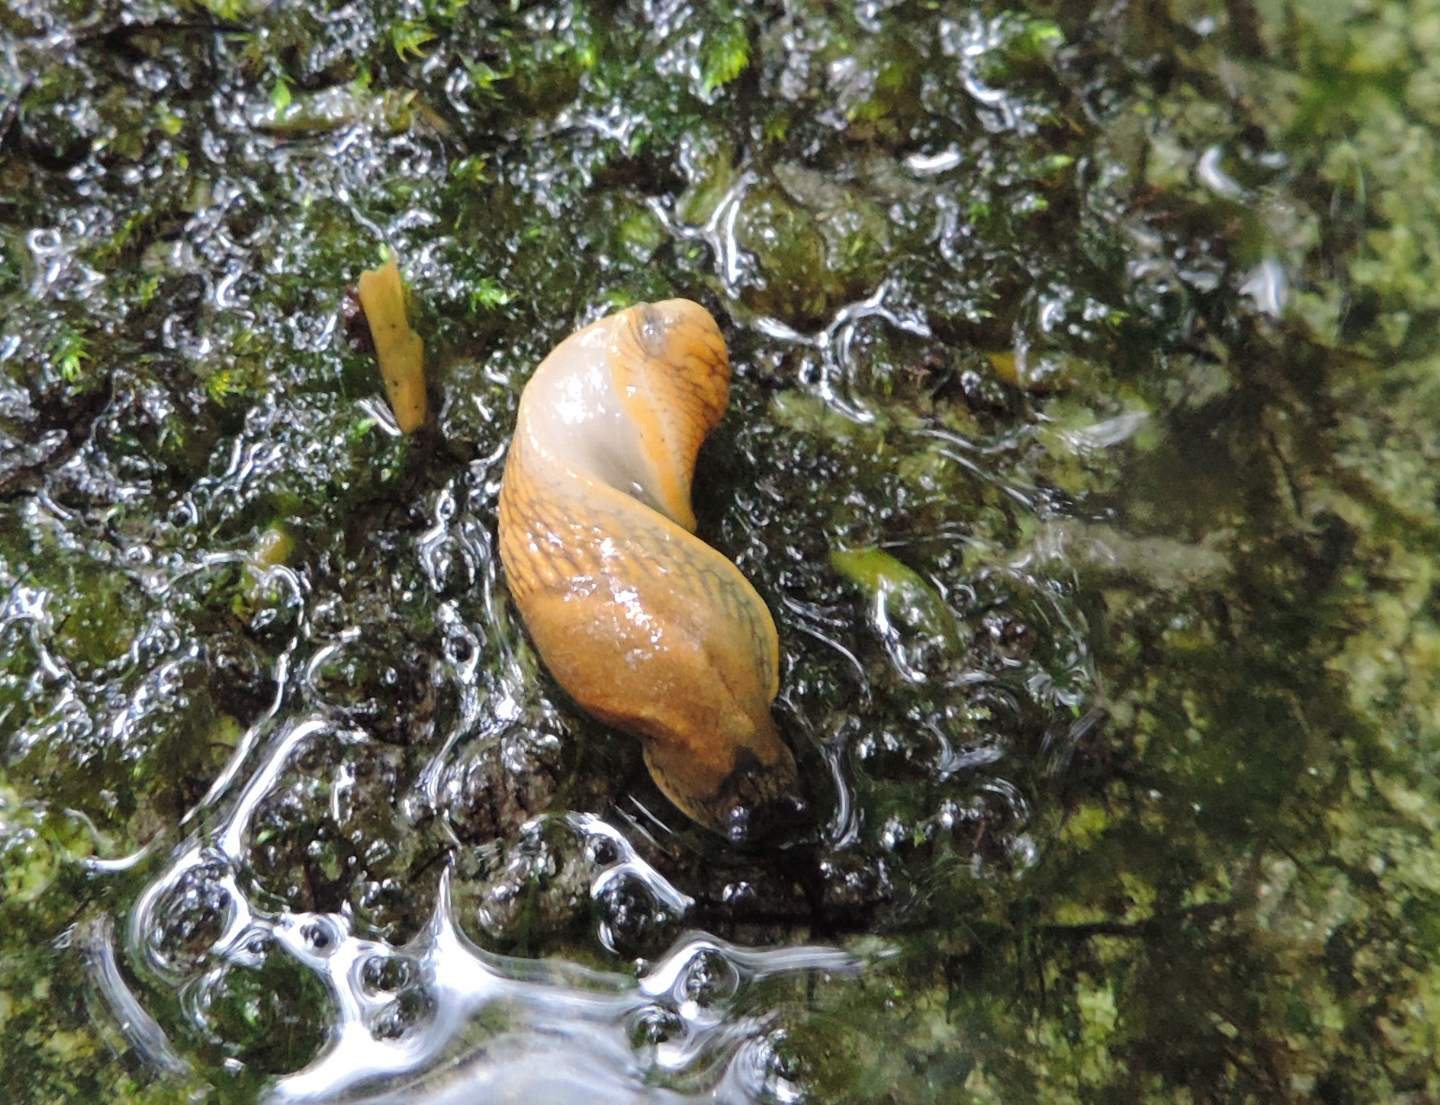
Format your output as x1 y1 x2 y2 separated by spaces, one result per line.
498 299 808 841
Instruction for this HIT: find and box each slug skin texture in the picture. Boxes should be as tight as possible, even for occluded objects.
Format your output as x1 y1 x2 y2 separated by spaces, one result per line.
498 299 805 841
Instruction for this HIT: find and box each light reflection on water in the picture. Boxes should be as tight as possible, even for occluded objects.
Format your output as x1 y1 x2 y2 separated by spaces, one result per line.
99 798 861 1104
261 880 857 1105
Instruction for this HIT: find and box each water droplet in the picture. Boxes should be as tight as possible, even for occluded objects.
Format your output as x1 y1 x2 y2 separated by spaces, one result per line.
359 953 415 996
680 948 740 1008
370 987 436 1041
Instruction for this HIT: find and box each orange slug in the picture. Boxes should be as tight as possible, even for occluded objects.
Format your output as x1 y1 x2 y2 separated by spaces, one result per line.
498 299 805 841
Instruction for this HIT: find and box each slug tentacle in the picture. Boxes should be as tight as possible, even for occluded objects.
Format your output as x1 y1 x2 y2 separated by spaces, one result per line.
498 299 802 839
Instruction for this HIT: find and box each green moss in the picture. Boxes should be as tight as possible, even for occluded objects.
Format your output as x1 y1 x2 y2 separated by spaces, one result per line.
389 19 436 60
836 35 923 138
2 0 1440 1102
676 126 739 226
50 328 89 382
701 14 750 95
52 571 140 672
734 184 834 321
200 953 332 1073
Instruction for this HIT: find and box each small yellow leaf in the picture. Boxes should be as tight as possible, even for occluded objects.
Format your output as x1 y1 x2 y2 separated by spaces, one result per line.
357 255 427 432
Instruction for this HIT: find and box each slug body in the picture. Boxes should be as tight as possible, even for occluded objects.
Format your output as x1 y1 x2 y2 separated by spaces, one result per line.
498 300 802 840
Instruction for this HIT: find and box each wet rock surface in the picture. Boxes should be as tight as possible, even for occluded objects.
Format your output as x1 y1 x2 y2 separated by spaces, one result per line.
3 1 1440 1103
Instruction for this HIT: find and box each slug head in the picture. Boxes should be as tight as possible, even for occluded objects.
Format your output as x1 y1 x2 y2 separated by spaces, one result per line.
620 298 729 377
718 747 813 846
605 299 732 534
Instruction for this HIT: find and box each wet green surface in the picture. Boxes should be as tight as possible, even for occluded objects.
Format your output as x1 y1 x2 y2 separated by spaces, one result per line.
2 0 1440 1101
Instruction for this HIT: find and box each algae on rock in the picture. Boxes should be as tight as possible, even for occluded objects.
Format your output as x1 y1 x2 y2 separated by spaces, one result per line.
2 0 1439 1103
